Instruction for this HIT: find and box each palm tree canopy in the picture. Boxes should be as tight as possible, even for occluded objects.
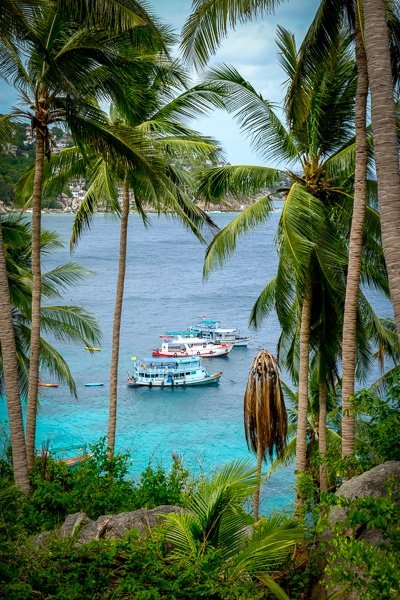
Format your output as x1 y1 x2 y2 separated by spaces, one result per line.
0 214 101 397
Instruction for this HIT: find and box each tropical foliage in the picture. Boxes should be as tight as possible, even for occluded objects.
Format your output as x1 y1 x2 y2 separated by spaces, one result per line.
0 213 100 396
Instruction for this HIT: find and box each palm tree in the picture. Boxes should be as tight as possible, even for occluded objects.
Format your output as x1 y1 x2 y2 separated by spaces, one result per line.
0 116 29 491
362 0 400 343
1 214 101 396
244 349 287 520
4 1 169 470
197 29 356 480
289 0 400 461
181 0 400 464
164 460 302 600
39 61 224 455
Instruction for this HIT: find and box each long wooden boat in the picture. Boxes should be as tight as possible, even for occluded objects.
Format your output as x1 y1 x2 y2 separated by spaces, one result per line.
127 356 222 387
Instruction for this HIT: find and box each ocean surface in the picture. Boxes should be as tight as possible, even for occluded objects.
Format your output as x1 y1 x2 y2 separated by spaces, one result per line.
0 208 393 514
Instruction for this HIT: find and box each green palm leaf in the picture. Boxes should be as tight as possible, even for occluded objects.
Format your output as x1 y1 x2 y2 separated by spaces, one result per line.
203 193 275 278
180 0 279 70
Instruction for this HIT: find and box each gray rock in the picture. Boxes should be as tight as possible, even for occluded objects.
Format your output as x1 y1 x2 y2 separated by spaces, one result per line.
100 505 182 540
335 461 400 501
329 461 400 535
59 505 182 545
60 511 93 538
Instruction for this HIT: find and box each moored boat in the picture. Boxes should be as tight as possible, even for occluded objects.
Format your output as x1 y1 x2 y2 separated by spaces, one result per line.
189 319 250 347
39 382 59 388
165 319 250 347
127 356 222 387
152 335 232 358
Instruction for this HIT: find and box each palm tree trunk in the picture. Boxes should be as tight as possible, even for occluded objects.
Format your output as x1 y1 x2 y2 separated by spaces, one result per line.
362 0 400 341
295 277 312 474
0 223 30 492
253 434 263 522
108 178 130 455
341 14 369 458
318 380 328 493
25 130 44 471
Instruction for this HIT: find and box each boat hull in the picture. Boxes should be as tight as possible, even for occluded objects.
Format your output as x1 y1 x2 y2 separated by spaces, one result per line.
127 372 222 387
152 347 231 358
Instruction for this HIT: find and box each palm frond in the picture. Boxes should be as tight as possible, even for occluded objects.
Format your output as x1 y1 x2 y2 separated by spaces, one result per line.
244 350 287 460
205 64 300 163
203 194 274 278
180 0 279 70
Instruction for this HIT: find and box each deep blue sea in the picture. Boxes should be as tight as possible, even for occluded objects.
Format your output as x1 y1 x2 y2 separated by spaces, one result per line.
0 208 393 514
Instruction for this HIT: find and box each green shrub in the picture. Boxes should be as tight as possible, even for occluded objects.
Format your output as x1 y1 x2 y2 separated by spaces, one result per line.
1 527 265 599
320 493 400 599
0 437 191 535
354 369 400 469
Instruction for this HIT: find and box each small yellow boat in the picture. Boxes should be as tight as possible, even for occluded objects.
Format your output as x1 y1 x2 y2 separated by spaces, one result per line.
84 346 102 351
39 382 59 388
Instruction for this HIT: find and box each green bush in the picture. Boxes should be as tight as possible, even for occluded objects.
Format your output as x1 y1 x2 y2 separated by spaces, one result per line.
0 526 266 599
354 369 400 469
0 437 191 535
319 492 400 599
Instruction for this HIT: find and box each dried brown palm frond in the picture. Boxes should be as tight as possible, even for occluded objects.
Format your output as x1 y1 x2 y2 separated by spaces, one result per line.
244 349 287 521
244 349 287 461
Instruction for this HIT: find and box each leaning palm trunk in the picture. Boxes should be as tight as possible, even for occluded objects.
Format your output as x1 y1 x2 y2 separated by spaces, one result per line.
0 223 30 491
26 129 45 470
362 0 400 341
244 350 287 521
341 14 369 458
108 178 130 455
318 380 328 493
295 277 312 475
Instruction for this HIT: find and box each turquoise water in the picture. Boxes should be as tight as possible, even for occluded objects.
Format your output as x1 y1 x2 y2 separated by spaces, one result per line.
1 209 392 514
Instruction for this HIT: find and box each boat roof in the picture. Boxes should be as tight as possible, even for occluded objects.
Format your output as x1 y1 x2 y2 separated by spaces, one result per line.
137 356 201 365
162 337 214 344
164 330 194 336
199 319 218 325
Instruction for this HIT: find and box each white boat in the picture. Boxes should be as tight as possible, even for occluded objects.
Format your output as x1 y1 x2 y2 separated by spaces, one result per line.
166 319 250 347
152 336 233 358
127 356 222 387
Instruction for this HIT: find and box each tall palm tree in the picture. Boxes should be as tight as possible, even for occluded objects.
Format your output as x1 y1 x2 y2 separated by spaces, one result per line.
40 61 224 455
286 1 370 460
289 0 400 460
181 0 400 464
0 116 29 491
362 0 400 343
197 29 356 480
5 1 168 470
164 460 302 600
244 349 287 520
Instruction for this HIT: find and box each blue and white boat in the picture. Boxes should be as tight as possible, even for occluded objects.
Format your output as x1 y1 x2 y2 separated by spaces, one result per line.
166 319 250 347
127 356 222 387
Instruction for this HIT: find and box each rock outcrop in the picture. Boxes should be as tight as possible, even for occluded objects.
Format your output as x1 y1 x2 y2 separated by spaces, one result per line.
59 505 182 545
311 462 400 600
